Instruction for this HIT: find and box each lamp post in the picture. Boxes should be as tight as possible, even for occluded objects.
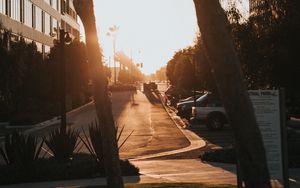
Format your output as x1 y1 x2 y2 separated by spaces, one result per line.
59 28 72 134
106 25 119 85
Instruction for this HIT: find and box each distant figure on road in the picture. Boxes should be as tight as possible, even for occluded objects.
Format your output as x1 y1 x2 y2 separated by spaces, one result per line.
131 89 137 106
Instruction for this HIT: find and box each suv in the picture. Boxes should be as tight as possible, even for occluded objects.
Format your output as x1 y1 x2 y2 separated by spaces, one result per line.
192 93 227 130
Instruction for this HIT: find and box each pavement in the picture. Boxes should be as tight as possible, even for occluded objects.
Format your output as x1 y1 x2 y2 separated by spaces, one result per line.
1 85 300 188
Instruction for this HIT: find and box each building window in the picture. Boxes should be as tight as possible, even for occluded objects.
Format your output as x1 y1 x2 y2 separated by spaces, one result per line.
10 0 21 21
52 0 58 11
45 45 50 55
44 12 51 35
35 41 43 52
51 17 59 36
24 0 32 27
0 0 6 15
35 6 42 32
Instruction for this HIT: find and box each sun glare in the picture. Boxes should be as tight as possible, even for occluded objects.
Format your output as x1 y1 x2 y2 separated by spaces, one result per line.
91 0 199 75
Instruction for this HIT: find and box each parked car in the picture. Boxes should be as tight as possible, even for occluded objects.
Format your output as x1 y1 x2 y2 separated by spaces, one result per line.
179 94 202 103
192 93 227 130
143 82 157 92
176 94 203 119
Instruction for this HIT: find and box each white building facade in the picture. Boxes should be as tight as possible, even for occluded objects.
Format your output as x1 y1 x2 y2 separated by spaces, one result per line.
0 0 80 56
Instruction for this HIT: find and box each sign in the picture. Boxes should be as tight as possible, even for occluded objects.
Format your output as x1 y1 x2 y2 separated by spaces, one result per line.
249 90 286 184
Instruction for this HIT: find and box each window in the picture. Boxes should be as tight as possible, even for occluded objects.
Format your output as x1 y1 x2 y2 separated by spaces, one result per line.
45 45 50 55
35 6 42 32
51 17 58 35
44 12 51 35
52 0 58 11
24 0 33 27
10 0 21 21
0 0 6 15
35 41 43 52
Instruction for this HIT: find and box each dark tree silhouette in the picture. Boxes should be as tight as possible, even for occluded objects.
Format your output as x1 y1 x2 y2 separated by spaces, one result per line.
73 0 124 187
193 1 271 187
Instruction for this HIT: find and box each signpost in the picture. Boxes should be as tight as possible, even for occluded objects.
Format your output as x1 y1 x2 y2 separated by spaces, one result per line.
248 90 289 187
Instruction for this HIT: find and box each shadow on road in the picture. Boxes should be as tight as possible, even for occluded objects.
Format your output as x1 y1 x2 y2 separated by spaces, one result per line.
111 91 136 120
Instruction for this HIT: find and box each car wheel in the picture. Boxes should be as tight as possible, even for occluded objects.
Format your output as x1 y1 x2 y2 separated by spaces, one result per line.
206 115 224 131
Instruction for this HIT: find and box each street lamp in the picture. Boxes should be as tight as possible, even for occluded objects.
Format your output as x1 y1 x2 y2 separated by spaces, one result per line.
106 25 119 85
59 29 72 134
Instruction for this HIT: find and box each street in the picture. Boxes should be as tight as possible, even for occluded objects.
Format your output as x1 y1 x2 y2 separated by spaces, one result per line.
26 85 189 159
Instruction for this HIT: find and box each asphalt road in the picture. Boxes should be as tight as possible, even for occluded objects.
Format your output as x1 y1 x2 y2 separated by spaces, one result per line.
25 84 189 160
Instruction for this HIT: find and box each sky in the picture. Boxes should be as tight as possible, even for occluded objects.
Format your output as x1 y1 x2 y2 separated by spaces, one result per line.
80 0 249 75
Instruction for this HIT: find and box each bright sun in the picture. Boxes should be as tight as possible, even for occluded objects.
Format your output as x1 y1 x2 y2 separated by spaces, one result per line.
89 0 199 75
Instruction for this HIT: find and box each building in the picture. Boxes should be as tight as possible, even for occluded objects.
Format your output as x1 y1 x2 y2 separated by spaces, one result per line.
0 0 80 56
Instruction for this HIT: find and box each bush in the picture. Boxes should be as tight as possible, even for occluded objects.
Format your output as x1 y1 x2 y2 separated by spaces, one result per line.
0 131 44 179
200 147 236 164
79 122 134 164
0 153 139 185
45 129 80 162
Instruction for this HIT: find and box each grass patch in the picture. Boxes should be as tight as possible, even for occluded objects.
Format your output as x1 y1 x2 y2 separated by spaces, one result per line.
79 183 236 188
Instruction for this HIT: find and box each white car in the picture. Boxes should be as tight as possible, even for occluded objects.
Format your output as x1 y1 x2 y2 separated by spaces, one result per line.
192 93 227 130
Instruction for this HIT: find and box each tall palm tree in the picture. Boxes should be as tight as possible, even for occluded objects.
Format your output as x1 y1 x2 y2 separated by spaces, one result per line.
72 0 124 187
193 1 271 188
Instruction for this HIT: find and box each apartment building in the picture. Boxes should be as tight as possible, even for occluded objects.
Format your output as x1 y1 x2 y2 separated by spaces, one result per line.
0 0 80 56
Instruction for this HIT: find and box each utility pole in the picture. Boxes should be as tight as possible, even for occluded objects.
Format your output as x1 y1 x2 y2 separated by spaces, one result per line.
107 25 119 85
113 36 117 84
59 29 67 134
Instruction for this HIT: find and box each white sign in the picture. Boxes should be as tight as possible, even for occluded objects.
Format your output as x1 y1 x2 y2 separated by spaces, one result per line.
249 90 283 182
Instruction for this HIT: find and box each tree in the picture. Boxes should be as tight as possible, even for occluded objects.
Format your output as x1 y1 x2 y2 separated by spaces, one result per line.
193 1 271 187
73 0 124 187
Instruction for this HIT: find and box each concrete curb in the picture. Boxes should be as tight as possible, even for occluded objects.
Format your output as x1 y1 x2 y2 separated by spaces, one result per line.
130 91 206 161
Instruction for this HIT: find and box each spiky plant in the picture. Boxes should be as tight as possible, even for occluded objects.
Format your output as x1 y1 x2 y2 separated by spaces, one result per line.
45 128 80 162
79 121 134 164
0 133 17 165
0 131 44 169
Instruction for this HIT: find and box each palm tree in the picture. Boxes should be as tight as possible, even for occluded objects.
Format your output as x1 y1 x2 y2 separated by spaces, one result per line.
193 1 271 187
72 0 124 187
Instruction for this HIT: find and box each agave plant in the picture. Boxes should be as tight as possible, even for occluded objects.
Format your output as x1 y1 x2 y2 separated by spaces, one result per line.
79 122 103 163
0 131 44 168
79 120 134 164
45 128 80 162
0 133 16 165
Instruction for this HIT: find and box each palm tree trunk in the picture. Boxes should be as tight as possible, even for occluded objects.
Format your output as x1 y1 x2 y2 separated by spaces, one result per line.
193 1 271 187
73 0 124 187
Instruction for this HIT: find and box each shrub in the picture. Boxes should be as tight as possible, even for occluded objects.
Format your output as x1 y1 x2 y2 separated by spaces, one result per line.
79 121 134 164
0 132 43 171
45 129 80 162
200 147 236 164
0 153 139 185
